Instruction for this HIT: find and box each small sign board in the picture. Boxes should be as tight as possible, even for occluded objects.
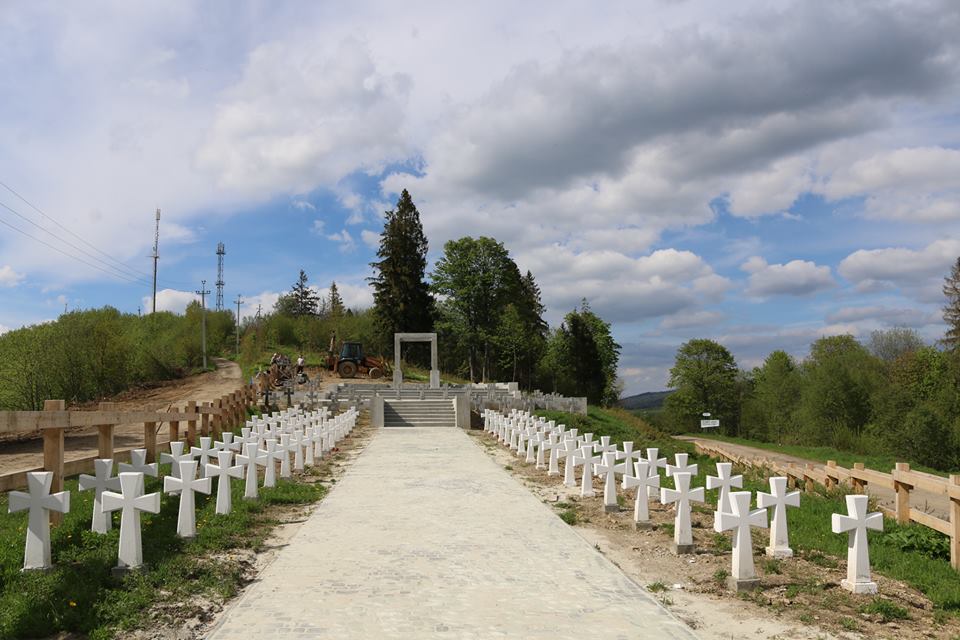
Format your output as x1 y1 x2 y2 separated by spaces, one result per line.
700 419 720 429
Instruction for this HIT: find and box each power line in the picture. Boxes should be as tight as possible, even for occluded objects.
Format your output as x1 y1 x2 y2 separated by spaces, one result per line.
0 178 154 280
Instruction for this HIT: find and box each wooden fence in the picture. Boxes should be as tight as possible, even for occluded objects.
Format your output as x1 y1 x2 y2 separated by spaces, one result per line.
693 441 960 570
0 385 258 514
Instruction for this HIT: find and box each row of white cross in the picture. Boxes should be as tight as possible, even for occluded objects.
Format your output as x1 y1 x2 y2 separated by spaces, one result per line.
483 409 885 595
8 405 358 573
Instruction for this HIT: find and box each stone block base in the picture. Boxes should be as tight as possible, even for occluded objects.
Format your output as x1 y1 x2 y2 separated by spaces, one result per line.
604 504 620 513
112 564 147 579
671 543 695 555
841 578 878 595
634 520 653 530
727 576 761 592
765 546 794 558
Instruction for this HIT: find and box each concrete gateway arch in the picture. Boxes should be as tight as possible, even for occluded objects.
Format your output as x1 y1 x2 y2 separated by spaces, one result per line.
393 332 439 388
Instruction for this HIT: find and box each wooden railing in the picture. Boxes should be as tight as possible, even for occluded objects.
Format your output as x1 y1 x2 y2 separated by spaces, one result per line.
0 385 258 501
693 440 960 570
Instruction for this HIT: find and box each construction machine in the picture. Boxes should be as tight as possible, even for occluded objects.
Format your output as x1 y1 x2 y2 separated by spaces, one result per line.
326 333 390 379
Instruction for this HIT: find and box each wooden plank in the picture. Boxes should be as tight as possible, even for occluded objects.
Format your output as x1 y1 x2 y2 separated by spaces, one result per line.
951 475 960 570
894 468 948 496
42 400 65 526
911 508 952 536
0 411 70 433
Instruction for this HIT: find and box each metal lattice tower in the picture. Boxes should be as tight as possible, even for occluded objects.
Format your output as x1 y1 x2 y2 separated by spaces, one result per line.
215 242 225 311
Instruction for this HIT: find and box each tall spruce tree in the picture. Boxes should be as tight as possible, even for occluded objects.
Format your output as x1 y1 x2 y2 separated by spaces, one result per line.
275 269 319 317
944 257 960 350
328 281 345 317
369 190 435 353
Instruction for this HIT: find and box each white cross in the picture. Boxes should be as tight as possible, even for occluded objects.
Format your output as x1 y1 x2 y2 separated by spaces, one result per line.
516 428 528 457
278 434 296 478
623 460 660 525
666 453 698 478
594 452 620 512
235 442 265 499
303 427 316 466
101 472 161 569
573 445 601 498
542 434 562 476
206 451 245 515
714 491 767 583
8 471 70 570
160 441 193 479
757 477 800 558
534 432 548 469
163 460 212 538
191 437 216 478
831 494 883 594
310 426 325 461
79 458 121 534
263 440 284 487
118 449 158 477
525 429 538 464
615 442 641 479
660 471 705 551
594 436 617 457
644 448 667 498
558 441 580 488
291 430 306 471
706 462 743 515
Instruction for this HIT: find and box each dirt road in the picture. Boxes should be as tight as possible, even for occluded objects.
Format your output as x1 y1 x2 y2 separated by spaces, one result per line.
0 358 244 474
677 435 951 520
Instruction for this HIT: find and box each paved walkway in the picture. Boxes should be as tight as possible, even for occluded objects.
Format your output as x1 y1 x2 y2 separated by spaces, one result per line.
209 428 697 639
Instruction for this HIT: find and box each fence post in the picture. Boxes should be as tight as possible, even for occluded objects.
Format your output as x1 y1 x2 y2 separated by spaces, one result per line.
201 403 210 437
825 460 837 489
852 462 866 494
169 407 180 443
804 464 815 493
213 398 223 439
143 420 157 463
894 462 912 525
951 475 960 571
186 400 197 446
42 400 66 526
96 401 116 460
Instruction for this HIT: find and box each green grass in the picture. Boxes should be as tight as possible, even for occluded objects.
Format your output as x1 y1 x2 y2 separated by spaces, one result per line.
541 406 960 612
860 598 910 622
647 581 668 593
692 432 950 476
558 508 578 525
0 423 327 639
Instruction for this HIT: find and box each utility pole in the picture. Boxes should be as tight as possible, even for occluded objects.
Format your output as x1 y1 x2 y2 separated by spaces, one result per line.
151 209 161 314
234 294 243 356
196 280 210 370
215 242 225 311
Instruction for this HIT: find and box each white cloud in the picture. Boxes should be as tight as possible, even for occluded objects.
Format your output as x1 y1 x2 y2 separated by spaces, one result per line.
0 324 10 335
360 229 381 249
326 229 356 253
291 199 316 212
0 265 25 287
311 219 326 235
741 257 835 297
826 305 941 327
142 289 197 314
838 238 960 293
660 310 725 330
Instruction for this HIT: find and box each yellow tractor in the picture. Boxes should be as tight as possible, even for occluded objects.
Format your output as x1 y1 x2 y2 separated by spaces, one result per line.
326 335 390 379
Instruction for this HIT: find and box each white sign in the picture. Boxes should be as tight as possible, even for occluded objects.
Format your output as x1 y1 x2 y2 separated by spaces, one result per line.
700 419 720 429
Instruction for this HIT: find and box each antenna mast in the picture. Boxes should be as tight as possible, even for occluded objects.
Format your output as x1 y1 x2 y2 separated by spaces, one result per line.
151 208 160 314
215 242 225 311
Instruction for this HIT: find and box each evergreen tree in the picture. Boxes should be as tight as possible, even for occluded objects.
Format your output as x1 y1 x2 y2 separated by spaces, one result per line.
286 269 319 317
369 189 435 353
944 257 960 350
328 281 345 317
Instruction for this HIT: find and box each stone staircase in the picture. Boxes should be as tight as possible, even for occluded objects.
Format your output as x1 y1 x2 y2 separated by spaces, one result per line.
383 399 457 428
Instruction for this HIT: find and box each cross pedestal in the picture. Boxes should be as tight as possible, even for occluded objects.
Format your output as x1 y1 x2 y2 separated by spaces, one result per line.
832 494 883 594
757 477 800 558
714 491 767 591
101 472 161 573
660 471 704 555
623 460 660 529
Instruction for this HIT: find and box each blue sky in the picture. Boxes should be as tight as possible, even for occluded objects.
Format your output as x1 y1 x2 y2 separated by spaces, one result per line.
1 1 959 394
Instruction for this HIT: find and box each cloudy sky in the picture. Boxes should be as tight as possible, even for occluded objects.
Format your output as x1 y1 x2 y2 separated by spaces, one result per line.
1 0 959 394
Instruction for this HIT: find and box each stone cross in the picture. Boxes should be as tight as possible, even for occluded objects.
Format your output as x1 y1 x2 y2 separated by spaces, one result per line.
542 434 561 476
574 445 600 498
79 459 121 534
291 430 306 471
8 471 70 570
191 437 216 478
666 453 698 478
660 471 705 554
757 477 800 558
118 449 158 477
236 442 264 499
263 441 283 487
101 472 161 570
831 494 883 594
303 427 316 466
623 460 660 528
714 491 768 590
516 428 528 457
278 434 295 478
558 441 580 488
534 432 547 469
163 460 212 538
616 442 641 480
206 451 244 515
644 448 668 498
706 462 743 515
594 452 620 512
525 429 538 464
160 441 193 479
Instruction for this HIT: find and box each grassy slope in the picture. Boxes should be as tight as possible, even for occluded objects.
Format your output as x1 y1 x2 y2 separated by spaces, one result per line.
0 419 326 640
691 432 950 477
537 406 960 611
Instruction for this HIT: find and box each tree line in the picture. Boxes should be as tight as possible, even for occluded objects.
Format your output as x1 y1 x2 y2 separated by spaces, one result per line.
662 260 960 471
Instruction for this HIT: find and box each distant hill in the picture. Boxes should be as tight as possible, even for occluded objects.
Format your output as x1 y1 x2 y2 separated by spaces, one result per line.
619 390 674 410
